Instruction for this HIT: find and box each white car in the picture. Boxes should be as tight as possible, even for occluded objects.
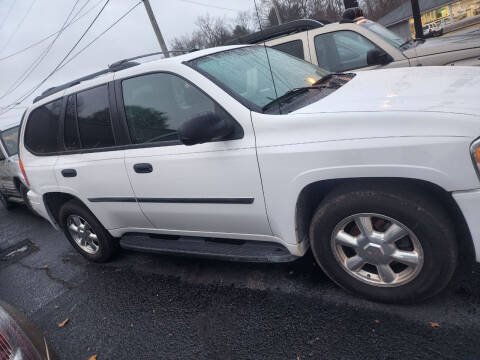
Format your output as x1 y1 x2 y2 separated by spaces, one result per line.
18 45 480 303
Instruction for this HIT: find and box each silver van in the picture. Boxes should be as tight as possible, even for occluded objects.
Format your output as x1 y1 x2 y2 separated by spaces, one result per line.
0 123 30 211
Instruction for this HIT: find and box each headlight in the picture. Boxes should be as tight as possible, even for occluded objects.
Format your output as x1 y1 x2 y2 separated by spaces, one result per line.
471 138 480 177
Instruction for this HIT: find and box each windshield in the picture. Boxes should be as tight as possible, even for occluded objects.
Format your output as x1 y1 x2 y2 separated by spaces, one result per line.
360 20 407 48
0 126 19 156
189 46 329 110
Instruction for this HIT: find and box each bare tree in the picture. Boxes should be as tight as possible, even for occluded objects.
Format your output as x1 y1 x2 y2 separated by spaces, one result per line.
170 0 408 51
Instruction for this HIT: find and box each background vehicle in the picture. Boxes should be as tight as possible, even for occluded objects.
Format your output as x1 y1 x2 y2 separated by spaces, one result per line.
0 122 31 211
228 18 480 72
18 45 480 303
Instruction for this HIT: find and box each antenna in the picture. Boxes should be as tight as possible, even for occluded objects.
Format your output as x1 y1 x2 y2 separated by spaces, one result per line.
253 0 281 114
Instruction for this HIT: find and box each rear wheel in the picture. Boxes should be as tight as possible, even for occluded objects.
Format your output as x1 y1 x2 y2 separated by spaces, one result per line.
309 183 458 303
59 200 118 262
0 192 14 210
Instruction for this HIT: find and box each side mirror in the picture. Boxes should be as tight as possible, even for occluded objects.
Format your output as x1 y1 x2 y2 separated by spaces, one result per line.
366 48 393 66
179 112 234 146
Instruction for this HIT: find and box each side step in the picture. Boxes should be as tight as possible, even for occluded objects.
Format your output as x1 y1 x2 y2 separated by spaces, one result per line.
119 235 299 263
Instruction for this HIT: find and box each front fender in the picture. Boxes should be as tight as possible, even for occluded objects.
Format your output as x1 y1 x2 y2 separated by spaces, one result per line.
257 136 479 245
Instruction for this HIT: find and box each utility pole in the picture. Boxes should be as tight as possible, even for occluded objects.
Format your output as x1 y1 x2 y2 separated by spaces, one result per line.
272 0 282 25
411 0 424 39
142 0 170 57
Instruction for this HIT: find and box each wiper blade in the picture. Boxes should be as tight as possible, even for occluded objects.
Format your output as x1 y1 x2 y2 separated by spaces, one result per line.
262 86 316 112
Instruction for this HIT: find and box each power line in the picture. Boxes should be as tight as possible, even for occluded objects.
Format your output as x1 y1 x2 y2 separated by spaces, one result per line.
1 0 112 115
0 0 38 55
177 0 241 12
0 0 104 62
57 1 142 71
0 0 15 31
0 0 85 101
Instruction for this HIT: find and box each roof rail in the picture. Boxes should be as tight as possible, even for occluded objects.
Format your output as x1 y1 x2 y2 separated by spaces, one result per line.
32 50 191 104
226 19 326 45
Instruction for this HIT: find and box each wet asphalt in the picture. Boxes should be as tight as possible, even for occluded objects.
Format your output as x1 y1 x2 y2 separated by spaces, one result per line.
1 205 480 360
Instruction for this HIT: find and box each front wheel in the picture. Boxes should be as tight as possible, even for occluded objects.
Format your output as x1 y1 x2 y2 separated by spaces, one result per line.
309 183 458 303
59 200 118 262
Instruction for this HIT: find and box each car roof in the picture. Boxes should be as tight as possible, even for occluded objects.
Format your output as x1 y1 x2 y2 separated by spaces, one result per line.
29 44 250 108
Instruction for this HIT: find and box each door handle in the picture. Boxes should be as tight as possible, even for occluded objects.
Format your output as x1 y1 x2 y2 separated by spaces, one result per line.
61 169 77 178
134 163 153 174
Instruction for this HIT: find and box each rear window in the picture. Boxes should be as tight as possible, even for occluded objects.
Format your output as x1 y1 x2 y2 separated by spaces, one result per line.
25 99 62 154
0 126 19 156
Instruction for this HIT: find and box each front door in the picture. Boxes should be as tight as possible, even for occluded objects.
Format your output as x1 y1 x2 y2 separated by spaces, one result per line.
119 72 272 240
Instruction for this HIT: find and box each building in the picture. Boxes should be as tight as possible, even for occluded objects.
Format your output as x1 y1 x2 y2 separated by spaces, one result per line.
378 0 480 39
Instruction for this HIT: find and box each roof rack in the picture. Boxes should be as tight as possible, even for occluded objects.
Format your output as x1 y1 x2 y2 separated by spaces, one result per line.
226 19 326 45
33 50 191 104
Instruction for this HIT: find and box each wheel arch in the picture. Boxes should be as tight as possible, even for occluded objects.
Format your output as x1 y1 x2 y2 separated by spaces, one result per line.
295 177 475 266
12 177 22 192
43 192 89 229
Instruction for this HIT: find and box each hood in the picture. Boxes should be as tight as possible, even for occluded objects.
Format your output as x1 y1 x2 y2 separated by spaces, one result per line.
293 66 480 116
403 29 480 58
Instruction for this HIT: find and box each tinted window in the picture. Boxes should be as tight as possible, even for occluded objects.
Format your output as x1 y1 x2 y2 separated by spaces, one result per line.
25 99 62 154
122 73 221 144
272 40 304 60
64 95 81 151
314 31 379 72
76 85 114 149
0 126 19 156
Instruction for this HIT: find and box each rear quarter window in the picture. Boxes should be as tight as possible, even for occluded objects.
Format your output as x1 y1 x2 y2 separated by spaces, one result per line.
24 99 63 154
271 40 305 60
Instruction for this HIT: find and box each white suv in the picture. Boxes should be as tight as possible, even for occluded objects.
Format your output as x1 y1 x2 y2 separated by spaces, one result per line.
19 45 480 303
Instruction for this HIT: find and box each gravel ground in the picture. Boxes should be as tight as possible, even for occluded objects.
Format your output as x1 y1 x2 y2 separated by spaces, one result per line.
1 204 480 360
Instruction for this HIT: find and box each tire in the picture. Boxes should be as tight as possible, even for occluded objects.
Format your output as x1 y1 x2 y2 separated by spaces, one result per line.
59 200 118 262
0 192 14 210
309 182 458 303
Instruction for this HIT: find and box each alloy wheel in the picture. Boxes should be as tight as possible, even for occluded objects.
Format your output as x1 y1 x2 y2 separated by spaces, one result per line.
66 215 100 255
331 213 424 287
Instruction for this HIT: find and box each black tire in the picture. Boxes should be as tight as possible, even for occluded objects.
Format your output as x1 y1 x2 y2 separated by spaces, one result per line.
309 182 458 303
0 192 14 210
59 200 118 262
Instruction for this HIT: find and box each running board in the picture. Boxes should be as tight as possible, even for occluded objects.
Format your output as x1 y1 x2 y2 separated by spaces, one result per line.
119 235 298 263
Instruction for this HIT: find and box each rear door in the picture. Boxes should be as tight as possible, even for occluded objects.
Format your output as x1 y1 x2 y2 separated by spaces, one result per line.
118 70 272 240
54 81 149 230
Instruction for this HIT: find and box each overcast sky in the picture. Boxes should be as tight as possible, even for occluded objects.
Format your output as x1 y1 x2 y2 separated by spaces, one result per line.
0 0 254 128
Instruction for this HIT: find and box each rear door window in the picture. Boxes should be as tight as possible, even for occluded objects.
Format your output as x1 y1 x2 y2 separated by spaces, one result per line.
64 94 81 151
271 40 305 60
76 85 115 150
25 99 62 154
